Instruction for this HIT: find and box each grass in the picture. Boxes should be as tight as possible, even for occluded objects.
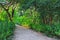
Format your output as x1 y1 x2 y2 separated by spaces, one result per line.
0 20 15 40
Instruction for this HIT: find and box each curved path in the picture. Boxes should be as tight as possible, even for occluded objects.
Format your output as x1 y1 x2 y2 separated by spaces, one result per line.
12 25 57 40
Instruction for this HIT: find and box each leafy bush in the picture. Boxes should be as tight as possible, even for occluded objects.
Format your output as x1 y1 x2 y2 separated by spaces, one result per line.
0 20 15 40
30 23 60 38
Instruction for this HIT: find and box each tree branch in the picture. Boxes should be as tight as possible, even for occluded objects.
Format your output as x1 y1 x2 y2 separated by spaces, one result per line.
11 2 17 17
0 3 7 10
0 3 12 21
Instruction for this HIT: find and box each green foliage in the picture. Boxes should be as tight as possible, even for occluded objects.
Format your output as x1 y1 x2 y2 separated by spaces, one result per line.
0 8 15 40
0 20 15 40
0 0 60 39
16 0 60 38
30 23 60 37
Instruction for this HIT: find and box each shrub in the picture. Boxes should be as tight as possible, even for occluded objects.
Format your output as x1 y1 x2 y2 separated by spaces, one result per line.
0 20 15 40
30 23 60 38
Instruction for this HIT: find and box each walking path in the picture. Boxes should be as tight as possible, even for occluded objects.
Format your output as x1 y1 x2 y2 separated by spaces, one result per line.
12 25 57 40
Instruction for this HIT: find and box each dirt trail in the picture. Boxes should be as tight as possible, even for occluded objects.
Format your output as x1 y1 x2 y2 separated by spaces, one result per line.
12 25 57 40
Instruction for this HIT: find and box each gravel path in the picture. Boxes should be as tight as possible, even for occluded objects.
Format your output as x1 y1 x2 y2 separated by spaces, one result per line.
12 25 57 40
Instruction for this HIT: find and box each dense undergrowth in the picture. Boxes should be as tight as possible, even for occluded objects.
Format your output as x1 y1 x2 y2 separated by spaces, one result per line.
30 23 60 38
0 9 15 40
0 0 60 39
17 16 60 38
0 19 15 40
14 8 60 38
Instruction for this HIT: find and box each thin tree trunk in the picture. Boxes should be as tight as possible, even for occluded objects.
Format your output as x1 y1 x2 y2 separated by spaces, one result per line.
12 9 15 17
49 14 53 25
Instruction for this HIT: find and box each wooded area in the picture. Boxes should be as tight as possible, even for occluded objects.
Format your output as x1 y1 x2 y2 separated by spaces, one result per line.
0 0 60 40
